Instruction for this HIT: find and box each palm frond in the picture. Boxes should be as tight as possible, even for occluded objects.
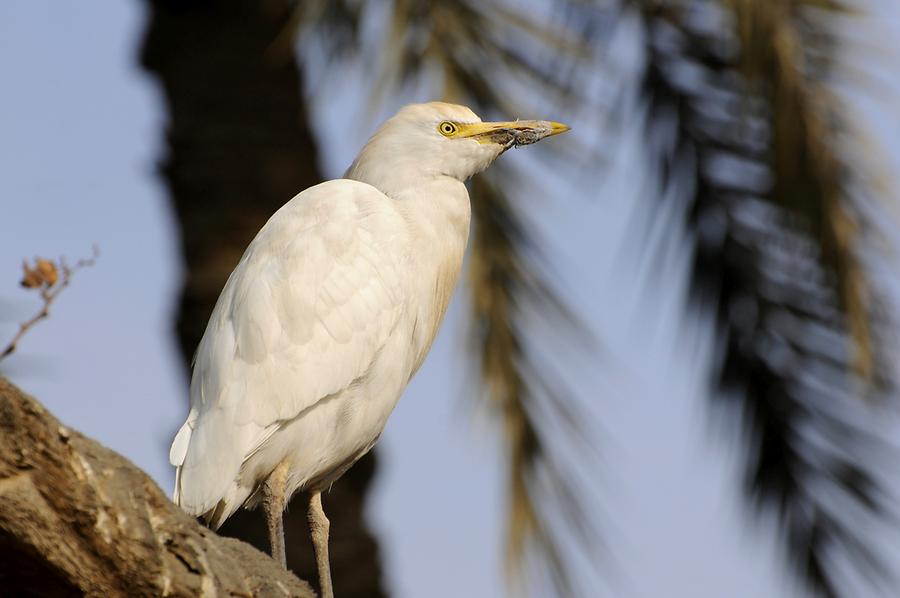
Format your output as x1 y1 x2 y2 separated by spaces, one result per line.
377 0 592 114
469 170 600 596
633 0 895 595
728 0 875 380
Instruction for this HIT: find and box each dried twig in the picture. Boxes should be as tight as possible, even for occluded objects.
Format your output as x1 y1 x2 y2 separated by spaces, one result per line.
0 246 99 361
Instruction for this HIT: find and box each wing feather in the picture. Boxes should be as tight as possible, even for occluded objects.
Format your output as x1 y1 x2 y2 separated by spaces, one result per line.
173 179 408 515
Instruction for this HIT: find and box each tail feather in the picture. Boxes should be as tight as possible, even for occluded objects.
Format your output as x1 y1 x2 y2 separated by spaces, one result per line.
169 408 250 519
169 413 196 505
203 500 229 530
203 482 255 530
173 466 183 505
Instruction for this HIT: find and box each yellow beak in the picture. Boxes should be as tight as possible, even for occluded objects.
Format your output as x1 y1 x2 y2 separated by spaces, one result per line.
458 120 571 147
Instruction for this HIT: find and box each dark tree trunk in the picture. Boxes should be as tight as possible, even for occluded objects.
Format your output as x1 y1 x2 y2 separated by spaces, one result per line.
139 2 386 595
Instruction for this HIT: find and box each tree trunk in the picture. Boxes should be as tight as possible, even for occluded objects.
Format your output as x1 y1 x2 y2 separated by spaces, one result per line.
139 2 386 595
0 377 316 597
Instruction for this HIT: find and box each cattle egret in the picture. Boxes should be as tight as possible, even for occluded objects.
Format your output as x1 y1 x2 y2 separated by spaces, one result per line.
170 102 569 597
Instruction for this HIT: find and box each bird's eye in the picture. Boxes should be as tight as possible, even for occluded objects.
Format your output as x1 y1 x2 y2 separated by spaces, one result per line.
438 121 459 137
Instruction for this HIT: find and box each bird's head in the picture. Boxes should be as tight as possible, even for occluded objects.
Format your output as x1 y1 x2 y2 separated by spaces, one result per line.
346 102 569 192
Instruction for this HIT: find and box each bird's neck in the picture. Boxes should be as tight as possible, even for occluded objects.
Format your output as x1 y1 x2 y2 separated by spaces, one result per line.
346 168 472 247
392 176 471 238
391 176 471 282
390 176 471 375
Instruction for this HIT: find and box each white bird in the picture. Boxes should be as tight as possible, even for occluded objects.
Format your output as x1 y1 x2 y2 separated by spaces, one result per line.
169 101 568 597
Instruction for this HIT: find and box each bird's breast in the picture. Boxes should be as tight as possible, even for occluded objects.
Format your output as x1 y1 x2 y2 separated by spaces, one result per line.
392 176 472 378
407 243 466 376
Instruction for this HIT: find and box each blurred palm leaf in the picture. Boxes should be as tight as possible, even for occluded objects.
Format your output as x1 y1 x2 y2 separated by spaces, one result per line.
469 171 600 595
632 0 894 595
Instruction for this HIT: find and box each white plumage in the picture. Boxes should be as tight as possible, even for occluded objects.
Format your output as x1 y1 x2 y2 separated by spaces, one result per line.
169 101 568 596
171 179 411 523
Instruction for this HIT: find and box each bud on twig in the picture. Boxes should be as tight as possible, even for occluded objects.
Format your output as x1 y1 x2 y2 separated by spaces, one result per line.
3 248 98 361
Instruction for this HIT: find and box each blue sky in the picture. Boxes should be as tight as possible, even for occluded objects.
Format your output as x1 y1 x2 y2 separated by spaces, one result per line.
2 2 900 597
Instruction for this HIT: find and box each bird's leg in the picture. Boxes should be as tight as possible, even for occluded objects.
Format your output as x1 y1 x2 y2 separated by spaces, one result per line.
262 461 290 568
308 491 334 598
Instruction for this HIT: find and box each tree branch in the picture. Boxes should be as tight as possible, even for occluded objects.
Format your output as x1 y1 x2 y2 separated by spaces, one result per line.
0 377 316 597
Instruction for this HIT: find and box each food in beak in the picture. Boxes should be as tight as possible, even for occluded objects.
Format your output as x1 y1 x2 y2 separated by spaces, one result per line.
511 123 556 146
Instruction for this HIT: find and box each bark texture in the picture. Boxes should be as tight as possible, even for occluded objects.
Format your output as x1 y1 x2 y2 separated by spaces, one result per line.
139 1 386 595
0 377 315 598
